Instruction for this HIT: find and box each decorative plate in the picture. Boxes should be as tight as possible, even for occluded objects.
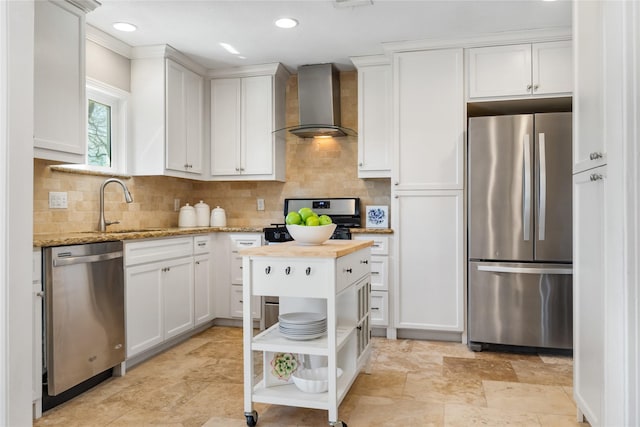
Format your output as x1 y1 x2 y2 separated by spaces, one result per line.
365 205 388 228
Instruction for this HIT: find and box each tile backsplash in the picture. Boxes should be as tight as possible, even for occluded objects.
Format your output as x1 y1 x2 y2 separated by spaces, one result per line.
33 71 391 234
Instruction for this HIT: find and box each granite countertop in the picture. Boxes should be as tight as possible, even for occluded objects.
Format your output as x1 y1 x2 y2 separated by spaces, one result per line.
33 226 393 247
239 239 373 258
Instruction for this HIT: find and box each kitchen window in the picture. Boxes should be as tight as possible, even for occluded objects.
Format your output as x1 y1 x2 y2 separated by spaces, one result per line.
64 79 128 174
86 80 128 173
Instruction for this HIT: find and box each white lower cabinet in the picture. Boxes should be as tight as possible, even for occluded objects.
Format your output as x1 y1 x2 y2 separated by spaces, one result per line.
124 236 212 358
392 191 464 332
125 261 165 356
228 233 262 320
573 165 606 426
370 291 389 326
354 234 391 328
162 257 195 339
194 253 213 326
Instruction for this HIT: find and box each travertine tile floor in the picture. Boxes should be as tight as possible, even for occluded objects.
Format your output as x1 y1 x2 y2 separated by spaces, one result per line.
35 326 589 427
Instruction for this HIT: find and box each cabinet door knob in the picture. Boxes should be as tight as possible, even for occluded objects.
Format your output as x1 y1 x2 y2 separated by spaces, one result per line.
285 266 291 275
35 291 44 297
305 267 311 276
526 84 533 91
394 182 399 186
235 167 240 172
265 266 271 274
359 162 363 167
533 84 539 91
590 152 603 160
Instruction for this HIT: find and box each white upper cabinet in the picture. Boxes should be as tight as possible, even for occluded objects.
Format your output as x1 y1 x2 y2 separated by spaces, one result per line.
34 0 99 163
129 47 205 179
468 40 572 99
392 48 464 190
351 55 392 178
165 60 204 174
573 2 606 174
210 63 289 181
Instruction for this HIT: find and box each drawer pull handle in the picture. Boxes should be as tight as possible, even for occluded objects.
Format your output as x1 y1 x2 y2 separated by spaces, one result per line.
265 266 271 274
195 261 200 265
306 267 311 276
360 260 368 264
371 271 380 275
239 300 243 303
344 268 352 273
371 307 380 311
285 266 291 275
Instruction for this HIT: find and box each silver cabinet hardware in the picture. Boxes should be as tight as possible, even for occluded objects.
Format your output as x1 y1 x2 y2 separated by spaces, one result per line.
305 267 311 276
285 266 291 275
343 268 352 273
589 152 604 160
533 84 539 91
360 260 368 264
265 266 271 274
590 173 603 182
526 84 533 91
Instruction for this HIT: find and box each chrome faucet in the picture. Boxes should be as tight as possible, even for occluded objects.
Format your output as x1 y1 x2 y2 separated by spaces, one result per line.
99 178 133 232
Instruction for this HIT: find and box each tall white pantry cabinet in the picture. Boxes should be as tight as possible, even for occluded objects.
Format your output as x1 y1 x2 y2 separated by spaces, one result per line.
390 48 465 335
572 1 640 426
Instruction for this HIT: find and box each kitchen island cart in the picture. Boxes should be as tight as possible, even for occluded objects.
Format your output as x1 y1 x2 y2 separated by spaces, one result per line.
240 240 373 427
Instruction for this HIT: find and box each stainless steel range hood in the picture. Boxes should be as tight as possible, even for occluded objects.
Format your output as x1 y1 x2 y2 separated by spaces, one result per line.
288 63 356 138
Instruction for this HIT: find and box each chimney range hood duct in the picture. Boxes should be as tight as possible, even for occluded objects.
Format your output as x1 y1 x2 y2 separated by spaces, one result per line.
287 63 356 138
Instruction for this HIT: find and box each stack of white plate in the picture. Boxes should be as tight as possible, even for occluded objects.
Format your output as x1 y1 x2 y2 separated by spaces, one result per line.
279 312 327 340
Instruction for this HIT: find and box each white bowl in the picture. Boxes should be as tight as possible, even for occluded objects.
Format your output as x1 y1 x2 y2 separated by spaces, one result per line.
291 367 344 393
286 223 337 245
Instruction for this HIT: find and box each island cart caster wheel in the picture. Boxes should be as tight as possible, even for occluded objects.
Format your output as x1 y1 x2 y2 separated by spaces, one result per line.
329 421 347 427
245 410 258 426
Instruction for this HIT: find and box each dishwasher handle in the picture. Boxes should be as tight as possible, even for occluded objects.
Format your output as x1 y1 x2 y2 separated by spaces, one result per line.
53 251 123 267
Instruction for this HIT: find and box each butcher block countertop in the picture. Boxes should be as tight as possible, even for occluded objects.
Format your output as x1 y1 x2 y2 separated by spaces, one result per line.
239 239 373 258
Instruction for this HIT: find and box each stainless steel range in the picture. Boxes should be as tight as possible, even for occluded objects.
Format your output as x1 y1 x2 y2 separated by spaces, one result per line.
262 197 361 327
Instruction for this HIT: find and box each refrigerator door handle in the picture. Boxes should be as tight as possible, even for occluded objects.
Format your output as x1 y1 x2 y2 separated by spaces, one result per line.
523 133 531 241
538 133 547 241
477 265 573 275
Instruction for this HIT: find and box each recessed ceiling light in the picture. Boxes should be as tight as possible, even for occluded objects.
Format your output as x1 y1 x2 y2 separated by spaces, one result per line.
275 18 298 29
112 22 137 32
220 42 240 55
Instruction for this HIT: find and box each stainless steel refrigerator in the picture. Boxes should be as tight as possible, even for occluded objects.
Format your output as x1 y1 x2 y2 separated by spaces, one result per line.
467 113 573 350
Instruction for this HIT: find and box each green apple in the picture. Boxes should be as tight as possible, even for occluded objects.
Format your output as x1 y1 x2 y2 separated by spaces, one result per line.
318 214 333 225
305 215 320 226
298 207 315 222
285 211 302 225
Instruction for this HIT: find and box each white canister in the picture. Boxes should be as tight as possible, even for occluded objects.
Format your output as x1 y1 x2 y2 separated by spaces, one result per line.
194 200 210 227
178 203 196 227
210 206 227 227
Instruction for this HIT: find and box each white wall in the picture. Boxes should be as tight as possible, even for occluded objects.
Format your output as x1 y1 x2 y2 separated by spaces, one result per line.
86 39 131 92
1 0 34 425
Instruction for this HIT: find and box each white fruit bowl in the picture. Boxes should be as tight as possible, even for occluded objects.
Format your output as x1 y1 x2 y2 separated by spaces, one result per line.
286 223 336 245
291 367 344 393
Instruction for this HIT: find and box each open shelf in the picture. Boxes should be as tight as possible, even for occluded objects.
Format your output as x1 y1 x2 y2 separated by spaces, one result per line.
252 324 354 355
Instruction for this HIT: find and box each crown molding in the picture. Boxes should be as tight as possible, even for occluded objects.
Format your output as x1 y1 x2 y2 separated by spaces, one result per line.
383 27 572 54
350 54 391 69
86 24 132 58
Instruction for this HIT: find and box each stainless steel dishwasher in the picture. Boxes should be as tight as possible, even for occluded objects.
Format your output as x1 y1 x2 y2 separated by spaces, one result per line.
43 241 125 396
